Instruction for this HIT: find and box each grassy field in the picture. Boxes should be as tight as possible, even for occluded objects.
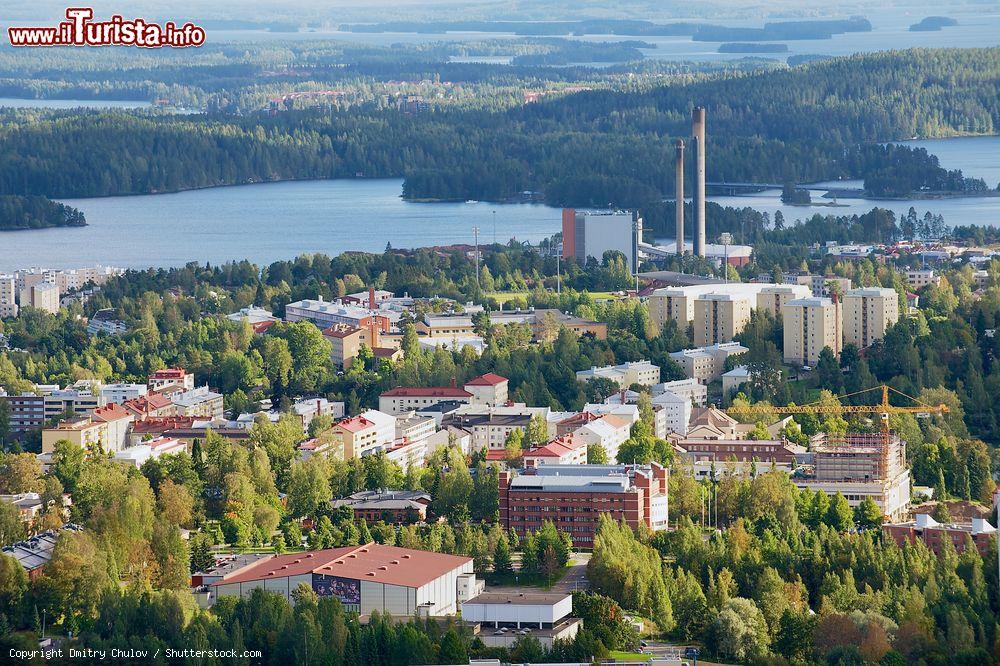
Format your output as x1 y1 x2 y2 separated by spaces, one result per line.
609 651 650 662
487 290 621 304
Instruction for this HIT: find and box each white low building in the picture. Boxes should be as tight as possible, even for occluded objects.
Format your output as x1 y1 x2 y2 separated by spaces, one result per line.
576 360 660 388
462 592 580 649
653 379 707 407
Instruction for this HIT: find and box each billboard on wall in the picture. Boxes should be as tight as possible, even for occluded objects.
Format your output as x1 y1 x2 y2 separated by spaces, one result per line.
312 573 361 605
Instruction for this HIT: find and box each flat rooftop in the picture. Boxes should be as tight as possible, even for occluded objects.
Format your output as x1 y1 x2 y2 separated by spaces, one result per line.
466 592 569 606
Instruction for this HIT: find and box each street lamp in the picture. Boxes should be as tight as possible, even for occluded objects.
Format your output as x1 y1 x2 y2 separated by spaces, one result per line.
719 232 733 284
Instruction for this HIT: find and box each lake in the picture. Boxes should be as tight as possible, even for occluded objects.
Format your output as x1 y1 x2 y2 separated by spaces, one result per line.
0 136 997 271
0 98 152 110
0 180 560 270
208 6 1000 64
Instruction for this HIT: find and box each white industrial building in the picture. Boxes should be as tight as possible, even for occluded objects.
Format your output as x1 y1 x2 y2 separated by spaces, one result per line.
212 543 480 616
462 592 581 648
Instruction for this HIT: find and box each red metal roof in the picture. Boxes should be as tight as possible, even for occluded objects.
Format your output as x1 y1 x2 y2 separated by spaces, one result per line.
92 403 131 423
335 415 374 433
464 373 507 386
151 368 187 379
214 543 472 588
380 387 472 398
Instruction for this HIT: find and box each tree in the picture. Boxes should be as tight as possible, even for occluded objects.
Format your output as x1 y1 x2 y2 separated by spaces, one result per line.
470 463 499 522
492 536 513 576
0 502 25 548
825 492 854 531
287 458 332 519
51 439 85 492
854 497 883 530
525 413 548 447
0 452 41 494
437 629 467 664
587 443 608 464
712 598 771 663
157 479 194 527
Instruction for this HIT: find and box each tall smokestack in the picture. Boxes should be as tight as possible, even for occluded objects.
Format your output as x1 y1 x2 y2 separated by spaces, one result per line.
692 107 707 258
674 139 685 256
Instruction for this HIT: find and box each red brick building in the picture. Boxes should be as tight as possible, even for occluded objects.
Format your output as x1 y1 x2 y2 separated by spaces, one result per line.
499 464 669 547
883 514 996 557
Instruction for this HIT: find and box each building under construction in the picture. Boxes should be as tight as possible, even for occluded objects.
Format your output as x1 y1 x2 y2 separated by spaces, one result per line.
795 433 911 520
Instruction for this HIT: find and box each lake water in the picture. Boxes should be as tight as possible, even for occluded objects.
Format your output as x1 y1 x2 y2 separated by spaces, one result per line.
0 136 997 271
0 180 560 270
208 6 1000 64
0 98 152 110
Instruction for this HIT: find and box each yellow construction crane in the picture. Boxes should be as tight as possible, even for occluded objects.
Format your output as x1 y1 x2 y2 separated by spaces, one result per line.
728 384 949 479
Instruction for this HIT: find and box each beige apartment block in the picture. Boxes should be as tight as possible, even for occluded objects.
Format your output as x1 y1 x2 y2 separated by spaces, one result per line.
693 294 751 346
0 276 17 318
756 284 811 319
647 289 693 331
782 297 842 366
842 288 899 349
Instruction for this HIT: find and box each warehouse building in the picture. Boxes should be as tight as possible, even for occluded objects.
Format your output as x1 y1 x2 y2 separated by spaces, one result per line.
212 543 480 616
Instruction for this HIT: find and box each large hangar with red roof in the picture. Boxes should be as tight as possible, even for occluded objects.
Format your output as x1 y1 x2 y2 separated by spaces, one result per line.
211 543 480 616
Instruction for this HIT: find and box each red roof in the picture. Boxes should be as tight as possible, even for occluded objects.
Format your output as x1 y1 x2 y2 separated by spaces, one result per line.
252 321 276 334
525 433 587 459
151 368 187 379
380 387 472 398
122 392 172 415
485 449 508 461
465 373 507 387
335 415 374 433
130 417 196 434
557 412 600 427
322 324 362 339
92 403 131 423
214 543 471 588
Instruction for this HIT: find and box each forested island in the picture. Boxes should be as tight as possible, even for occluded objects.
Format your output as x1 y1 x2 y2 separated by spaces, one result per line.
910 17 958 32
718 43 789 54
0 195 85 231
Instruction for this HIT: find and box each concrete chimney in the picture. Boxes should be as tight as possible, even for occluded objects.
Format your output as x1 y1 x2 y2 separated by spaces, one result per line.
674 139 685 255
692 107 707 258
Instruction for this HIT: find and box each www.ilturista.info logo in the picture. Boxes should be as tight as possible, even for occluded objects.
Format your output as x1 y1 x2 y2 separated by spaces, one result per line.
7 8 206 47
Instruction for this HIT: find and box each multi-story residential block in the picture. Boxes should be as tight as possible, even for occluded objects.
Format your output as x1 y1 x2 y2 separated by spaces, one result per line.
0 392 45 433
42 389 106 421
646 288 694 329
653 379 708 407
842 287 900 349
650 391 692 436
884 514 996 557
755 284 812 318
121 392 174 419
572 414 631 463
904 269 941 289
331 410 397 458
576 360 660 388
148 368 195 392
721 366 750 397
669 342 748 384
523 433 589 467
499 463 669 547
462 373 509 406
693 293 751 346
323 324 365 369
379 386 472 415
0 275 17 318
379 374 508 415
86 309 130 336
793 274 852 298
19 282 59 314
782 297 842 366
100 383 148 405
41 403 133 454
445 406 548 453
170 386 225 419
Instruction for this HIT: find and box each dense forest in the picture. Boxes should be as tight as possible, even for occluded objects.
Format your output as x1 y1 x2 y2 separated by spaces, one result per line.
0 48 994 210
0 195 85 231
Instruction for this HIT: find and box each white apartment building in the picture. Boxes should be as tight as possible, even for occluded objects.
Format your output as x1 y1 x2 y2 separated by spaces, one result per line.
171 386 225 419
905 269 941 289
653 379 708 407
842 287 900 349
0 275 17 318
669 342 748 384
573 414 631 463
782 297 842 366
100 383 148 405
650 390 692 436
576 360 660 388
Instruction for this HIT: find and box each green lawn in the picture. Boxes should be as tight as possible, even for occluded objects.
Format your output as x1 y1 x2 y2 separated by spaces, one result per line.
486 289 621 304
609 651 650 662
